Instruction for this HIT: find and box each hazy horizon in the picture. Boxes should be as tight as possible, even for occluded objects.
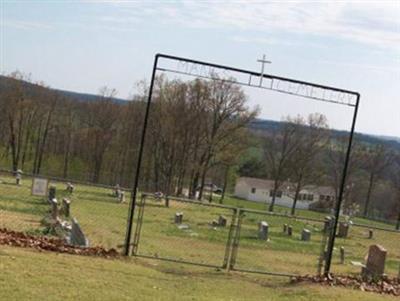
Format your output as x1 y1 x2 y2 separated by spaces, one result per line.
1 1 399 137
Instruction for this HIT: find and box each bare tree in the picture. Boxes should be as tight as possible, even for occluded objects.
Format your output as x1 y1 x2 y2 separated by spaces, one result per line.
362 143 394 217
263 118 303 212
287 113 329 215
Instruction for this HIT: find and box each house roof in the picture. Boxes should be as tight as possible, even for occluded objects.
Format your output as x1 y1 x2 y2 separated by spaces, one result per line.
237 177 335 195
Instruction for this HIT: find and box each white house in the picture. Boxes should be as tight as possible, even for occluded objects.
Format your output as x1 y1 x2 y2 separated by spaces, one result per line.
234 177 335 210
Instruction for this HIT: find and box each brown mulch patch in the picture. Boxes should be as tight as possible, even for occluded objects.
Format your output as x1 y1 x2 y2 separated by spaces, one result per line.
292 274 400 296
0 228 119 258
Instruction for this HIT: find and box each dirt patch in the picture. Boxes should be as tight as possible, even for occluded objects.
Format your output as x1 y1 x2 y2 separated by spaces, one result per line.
292 274 400 297
0 228 119 258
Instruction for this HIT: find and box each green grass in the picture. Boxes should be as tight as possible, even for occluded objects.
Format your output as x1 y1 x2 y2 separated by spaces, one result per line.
0 172 399 300
0 246 397 301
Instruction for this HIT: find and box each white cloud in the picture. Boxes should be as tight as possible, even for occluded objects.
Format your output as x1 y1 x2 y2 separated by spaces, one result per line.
105 0 400 50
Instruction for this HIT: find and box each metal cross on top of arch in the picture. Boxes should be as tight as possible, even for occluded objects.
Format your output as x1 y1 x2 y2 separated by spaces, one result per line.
124 53 360 277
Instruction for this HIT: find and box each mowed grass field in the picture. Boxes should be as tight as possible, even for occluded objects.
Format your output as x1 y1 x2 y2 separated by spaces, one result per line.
0 172 399 300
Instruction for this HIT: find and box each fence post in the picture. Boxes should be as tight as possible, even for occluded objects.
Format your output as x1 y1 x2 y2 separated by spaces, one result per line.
228 209 244 271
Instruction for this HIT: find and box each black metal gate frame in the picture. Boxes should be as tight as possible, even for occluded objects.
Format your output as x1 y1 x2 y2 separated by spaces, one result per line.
124 53 361 277
131 192 238 269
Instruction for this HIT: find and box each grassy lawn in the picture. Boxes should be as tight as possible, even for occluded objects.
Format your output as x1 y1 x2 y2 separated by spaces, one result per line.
0 245 397 301
0 172 399 300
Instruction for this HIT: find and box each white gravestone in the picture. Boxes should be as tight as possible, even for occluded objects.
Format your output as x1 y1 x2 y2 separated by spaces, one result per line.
31 178 49 196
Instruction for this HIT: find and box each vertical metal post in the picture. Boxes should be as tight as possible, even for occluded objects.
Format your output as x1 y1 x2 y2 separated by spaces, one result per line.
324 94 360 275
124 54 159 256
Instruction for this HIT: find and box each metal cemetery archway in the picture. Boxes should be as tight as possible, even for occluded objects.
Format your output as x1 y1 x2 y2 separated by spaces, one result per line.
124 53 360 276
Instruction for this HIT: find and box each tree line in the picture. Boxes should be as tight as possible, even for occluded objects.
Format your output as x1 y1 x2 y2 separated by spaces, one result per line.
0 72 399 227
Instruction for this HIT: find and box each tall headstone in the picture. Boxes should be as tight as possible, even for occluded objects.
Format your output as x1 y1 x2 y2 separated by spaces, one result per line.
323 216 333 233
114 184 121 198
340 246 345 264
62 198 71 217
175 212 183 224
362 244 387 278
368 229 373 239
301 229 311 241
48 185 56 202
119 191 125 203
258 221 269 240
283 224 288 233
50 198 58 220
337 222 349 238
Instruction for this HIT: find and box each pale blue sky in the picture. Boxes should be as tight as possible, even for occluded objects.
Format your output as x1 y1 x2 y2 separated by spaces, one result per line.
1 0 399 136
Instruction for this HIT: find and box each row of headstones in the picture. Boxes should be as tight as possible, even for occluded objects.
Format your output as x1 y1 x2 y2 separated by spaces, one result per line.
174 212 312 241
174 212 228 227
267 223 311 241
324 216 375 239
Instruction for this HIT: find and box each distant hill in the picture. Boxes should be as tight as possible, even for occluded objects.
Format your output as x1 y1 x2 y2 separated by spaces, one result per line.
0 75 128 104
249 119 400 150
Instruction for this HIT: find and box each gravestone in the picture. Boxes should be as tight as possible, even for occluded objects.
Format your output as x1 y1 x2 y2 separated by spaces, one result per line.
337 222 349 238
119 191 125 203
301 229 311 241
15 169 23 185
258 221 269 240
218 215 227 227
362 244 387 278
368 229 373 239
48 185 56 202
175 212 183 224
340 246 345 264
61 198 71 217
50 198 58 220
283 224 288 233
69 218 89 247
66 182 74 193
323 216 333 233
287 225 293 236
113 184 121 198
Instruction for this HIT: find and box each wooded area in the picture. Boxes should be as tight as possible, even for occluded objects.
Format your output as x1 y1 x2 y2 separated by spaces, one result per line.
0 72 399 226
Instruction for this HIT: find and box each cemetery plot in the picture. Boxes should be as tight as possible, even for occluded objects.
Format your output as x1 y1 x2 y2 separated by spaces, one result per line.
330 224 400 278
230 209 327 276
132 194 236 268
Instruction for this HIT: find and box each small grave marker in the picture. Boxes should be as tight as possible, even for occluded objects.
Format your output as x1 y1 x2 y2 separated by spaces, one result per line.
301 229 311 241
15 169 22 185
287 225 293 236
175 212 183 224
218 215 227 227
283 224 287 233
368 229 373 239
258 221 269 240
66 182 74 193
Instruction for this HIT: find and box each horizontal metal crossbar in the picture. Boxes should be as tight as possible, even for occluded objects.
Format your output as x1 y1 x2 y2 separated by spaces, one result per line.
155 53 359 107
